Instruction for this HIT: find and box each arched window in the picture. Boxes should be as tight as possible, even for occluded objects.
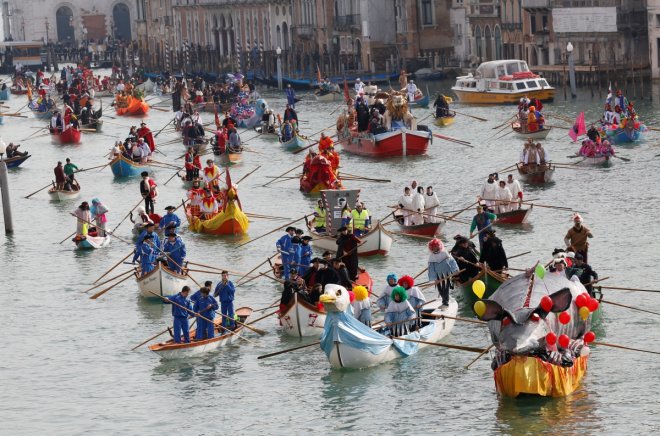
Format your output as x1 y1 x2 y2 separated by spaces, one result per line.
474 26 482 60
276 25 282 49
56 6 74 43
484 25 492 60
494 26 502 60
112 3 132 40
282 22 289 50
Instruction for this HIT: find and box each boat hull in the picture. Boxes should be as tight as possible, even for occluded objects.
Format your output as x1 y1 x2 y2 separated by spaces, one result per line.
3 155 31 168
494 207 532 225
409 94 429 108
512 124 551 139
75 235 111 249
337 128 431 158
434 114 455 127
116 98 150 116
494 353 589 397
280 134 307 151
110 155 151 177
451 88 555 104
186 203 249 235
577 155 611 166
308 223 393 256
53 129 82 144
396 219 443 236
48 188 81 201
280 293 327 337
516 163 555 184
136 263 188 298
326 299 458 369
218 152 242 166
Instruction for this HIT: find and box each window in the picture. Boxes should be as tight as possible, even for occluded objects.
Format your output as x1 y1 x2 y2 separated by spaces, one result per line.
421 0 433 26
539 79 549 87
526 80 537 88
656 14 660 27
137 0 147 21
542 15 548 31
516 82 526 90
530 15 536 34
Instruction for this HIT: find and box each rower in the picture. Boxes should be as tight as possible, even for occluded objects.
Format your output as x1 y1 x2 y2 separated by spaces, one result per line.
469 204 497 251
377 273 398 312
303 257 324 288
567 253 599 296
450 235 480 283
133 222 162 263
433 94 449 118
162 232 186 274
535 142 549 165
424 186 440 223
411 186 426 225
276 226 296 280
384 286 415 337
427 238 459 309
139 234 158 276
213 271 236 330
351 285 372 327
506 175 523 209
480 174 497 209
139 171 158 215
54 161 66 190
312 199 327 233
191 281 213 305
164 286 193 344
159 206 181 234
193 287 218 340
72 202 91 238
479 229 508 272
63 158 79 186
495 180 513 214
285 85 297 109
184 147 196 181
564 214 593 263
335 226 361 281
299 236 313 275
398 187 414 226
398 275 425 326
280 269 306 311
351 202 371 237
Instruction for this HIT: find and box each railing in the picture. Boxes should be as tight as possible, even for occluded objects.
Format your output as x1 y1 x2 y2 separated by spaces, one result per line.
334 14 360 31
502 23 523 31
293 25 314 37
521 0 550 8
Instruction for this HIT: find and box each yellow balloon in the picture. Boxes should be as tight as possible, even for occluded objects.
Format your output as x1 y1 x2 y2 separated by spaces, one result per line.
472 280 486 299
474 300 487 318
579 306 590 321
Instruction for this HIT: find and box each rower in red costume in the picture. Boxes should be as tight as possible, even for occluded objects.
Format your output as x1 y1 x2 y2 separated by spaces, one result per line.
137 122 156 152
187 180 205 217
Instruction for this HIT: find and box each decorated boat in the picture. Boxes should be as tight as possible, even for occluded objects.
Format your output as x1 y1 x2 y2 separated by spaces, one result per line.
576 155 612 166
452 60 555 104
408 92 429 108
320 284 458 369
511 122 551 139
516 163 555 184
52 128 82 144
314 89 343 102
109 154 151 177
115 95 149 116
307 222 393 256
10 85 28 95
48 186 81 201
477 271 597 397
434 111 456 127
3 154 31 168
73 229 111 249
280 132 307 152
392 211 443 236
299 153 342 194
609 126 645 144
149 307 253 359
457 265 508 302
494 206 532 225
279 269 373 337
136 263 189 298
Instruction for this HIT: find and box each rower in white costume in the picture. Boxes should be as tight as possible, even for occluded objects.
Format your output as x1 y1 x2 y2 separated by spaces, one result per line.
602 107 615 125
406 81 418 103
411 186 426 225
506 174 523 209
424 186 440 223
480 174 499 208
398 187 415 226
354 78 364 96
495 180 513 213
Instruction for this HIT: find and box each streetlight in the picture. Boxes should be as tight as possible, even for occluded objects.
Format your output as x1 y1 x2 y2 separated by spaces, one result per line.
276 46 283 90
567 41 576 98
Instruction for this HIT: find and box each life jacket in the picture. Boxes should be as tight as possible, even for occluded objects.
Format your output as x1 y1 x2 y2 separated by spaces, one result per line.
351 209 369 230
313 206 326 228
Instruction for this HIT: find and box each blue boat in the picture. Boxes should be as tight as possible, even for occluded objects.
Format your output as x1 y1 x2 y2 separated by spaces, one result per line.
0 88 9 100
409 94 430 108
609 125 646 144
110 155 151 177
280 132 307 151
3 154 31 168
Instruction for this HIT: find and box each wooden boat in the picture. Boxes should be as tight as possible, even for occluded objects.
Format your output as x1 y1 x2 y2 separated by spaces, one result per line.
253 125 280 140
408 93 429 108
10 86 28 95
279 269 373 337
321 296 458 369
452 60 555 104
136 263 189 298
73 231 111 249
109 155 151 177
280 132 307 152
434 111 456 127
576 155 612 166
48 186 81 201
81 119 103 132
149 307 253 359
183 137 209 154
314 90 343 102
511 122 551 139
457 266 508 302
392 211 443 236
516 163 555 184
307 222 393 256
218 150 242 166
115 96 149 116
337 127 432 158
494 206 532 225
52 128 82 144
3 154 31 168
0 88 9 100
186 200 249 235
31 108 55 119
609 125 645 144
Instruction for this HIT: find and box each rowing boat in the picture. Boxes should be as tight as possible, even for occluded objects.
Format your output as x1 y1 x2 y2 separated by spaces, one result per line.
408 93 429 108
74 233 111 249
307 222 393 256
3 154 31 168
512 122 551 139
109 154 151 177
576 155 612 167
392 211 444 236
434 112 456 127
337 127 432 158
115 96 149 116
48 187 81 201
280 132 307 152
149 307 253 359
135 263 189 298
319 283 458 369
456 265 508 303
494 206 532 225
516 163 555 184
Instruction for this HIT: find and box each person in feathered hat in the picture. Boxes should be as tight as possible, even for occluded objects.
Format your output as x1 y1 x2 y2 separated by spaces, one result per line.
564 213 593 263
377 273 399 312
384 286 415 336
398 275 425 326
427 238 459 309
351 285 371 326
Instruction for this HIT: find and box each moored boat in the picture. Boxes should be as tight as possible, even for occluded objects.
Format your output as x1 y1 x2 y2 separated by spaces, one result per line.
512 122 551 139
3 154 31 168
48 186 81 201
452 60 555 104
307 222 393 256
319 283 458 369
149 307 253 359
516 163 555 184
494 206 532 225
136 263 189 298
109 154 151 177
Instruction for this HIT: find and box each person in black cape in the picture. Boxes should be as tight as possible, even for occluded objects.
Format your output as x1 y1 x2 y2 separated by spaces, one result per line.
335 226 361 280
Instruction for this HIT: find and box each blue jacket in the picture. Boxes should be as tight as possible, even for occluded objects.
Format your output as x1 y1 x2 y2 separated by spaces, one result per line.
139 243 157 264
214 281 236 303
159 213 181 231
163 237 187 266
291 242 301 265
190 289 204 305
137 230 162 248
193 295 218 319
276 234 292 258
166 293 192 318
300 244 313 266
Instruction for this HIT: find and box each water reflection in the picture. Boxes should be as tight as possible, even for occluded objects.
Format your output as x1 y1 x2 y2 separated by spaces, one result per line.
137 296 169 321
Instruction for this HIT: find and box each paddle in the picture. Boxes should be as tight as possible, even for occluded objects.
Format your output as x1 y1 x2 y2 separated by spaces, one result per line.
599 285 660 294
257 341 321 360
237 215 311 247
432 133 473 147
90 273 134 299
112 197 145 232
58 231 77 244
391 336 487 353
453 110 487 122
600 299 660 317
592 341 660 355
84 269 135 293
154 117 175 138
450 200 480 219
213 310 267 335
465 344 495 369
93 250 137 284
262 163 304 187
492 115 516 130
612 155 631 162
236 165 262 184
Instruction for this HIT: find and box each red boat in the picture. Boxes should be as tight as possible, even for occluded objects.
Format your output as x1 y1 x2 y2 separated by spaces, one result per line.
392 212 443 236
516 163 555 184
337 127 432 158
51 128 82 144
494 206 532 225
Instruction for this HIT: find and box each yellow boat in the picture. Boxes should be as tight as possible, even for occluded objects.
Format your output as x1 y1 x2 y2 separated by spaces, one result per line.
434 111 456 127
452 60 555 105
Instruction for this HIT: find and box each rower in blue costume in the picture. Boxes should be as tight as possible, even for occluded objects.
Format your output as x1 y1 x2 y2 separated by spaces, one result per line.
159 206 181 234
213 271 236 329
165 286 194 343
162 232 187 273
276 226 296 280
191 280 213 305
132 222 161 263
193 287 218 340
298 236 313 275
139 235 158 276
291 236 302 274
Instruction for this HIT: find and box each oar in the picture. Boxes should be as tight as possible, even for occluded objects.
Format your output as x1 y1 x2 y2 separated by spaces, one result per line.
236 253 279 286
505 251 531 261
90 273 134 299
592 341 660 355
492 115 516 130
600 299 660 317
432 133 473 147
612 155 631 162
450 199 480 219
465 344 495 369
338 172 391 183
112 197 144 232
84 269 134 293
71 214 133 245
599 285 660 294
237 215 311 247
292 131 338 155
425 313 487 325
236 165 262 184
25 182 55 199
391 336 487 353
469 222 494 240
163 167 185 186
214 310 267 335
245 309 279 326
453 110 487 122
262 163 304 187
58 231 76 244
257 341 321 360
130 325 175 351
154 117 175 137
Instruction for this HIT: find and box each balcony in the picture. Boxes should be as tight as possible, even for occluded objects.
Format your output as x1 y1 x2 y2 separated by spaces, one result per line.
502 23 523 31
293 24 314 39
467 4 499 17
334 14 360 31
522 0 550 10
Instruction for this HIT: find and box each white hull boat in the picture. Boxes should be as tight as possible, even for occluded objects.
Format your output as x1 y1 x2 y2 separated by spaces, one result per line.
279 293 326 337
136 263 189 298
308 222 393 257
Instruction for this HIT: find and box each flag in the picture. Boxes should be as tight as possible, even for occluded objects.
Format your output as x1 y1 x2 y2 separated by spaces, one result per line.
343 79 349 103
606 81 612 104
214 107 221 129
316 64 322 86
569 112 586 142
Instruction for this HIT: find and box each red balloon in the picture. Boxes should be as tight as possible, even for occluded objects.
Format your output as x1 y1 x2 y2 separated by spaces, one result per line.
502 317 511 327
558 311 571 325
634 122 640 129
575 294 588 308
546 332 557 346
540 295 553 312
558 334 570 348
584 331 596 343
588 298 599 312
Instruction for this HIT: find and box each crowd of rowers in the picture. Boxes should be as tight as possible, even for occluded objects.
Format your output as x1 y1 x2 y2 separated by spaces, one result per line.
173 102 244 153
516 96 546 132
300 133 342 188
519 139 550 167
107 123 157 163
183 160 241 220
579 125 616 158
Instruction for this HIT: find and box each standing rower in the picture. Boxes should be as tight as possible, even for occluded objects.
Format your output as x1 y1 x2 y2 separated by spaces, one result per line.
276 226 296 280
214 271 236 330
564 214 593 262
162 232 187 274
335 226 361 280
159 206 181 234
469 204 497 250
193 287 218 340
139 171 158 215
164 286 193 344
